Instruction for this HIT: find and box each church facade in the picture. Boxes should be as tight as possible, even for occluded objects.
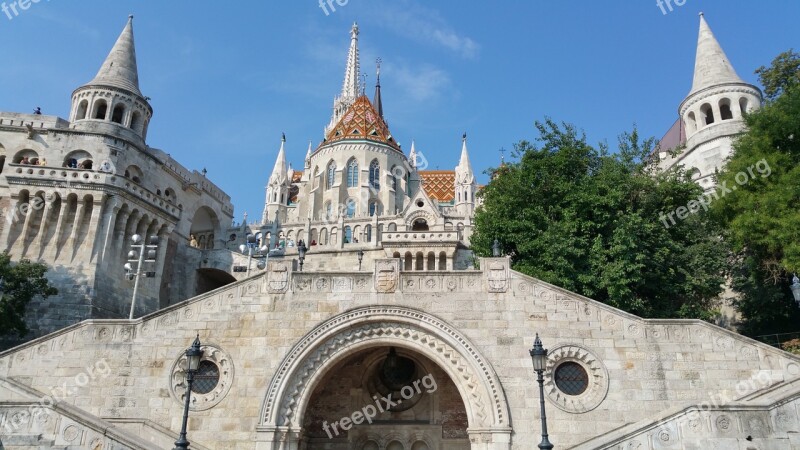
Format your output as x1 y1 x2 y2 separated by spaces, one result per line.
1 13 800 450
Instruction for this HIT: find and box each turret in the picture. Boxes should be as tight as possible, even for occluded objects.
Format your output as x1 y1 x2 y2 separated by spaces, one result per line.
674 13 762 189
69 16 153 143
262 134 291 224
454 133 476 216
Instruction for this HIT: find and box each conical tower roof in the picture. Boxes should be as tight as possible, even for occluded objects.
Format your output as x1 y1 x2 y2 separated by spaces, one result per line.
456 133 475 184
269 134 288 186
690 13 744 94
85 16 143 96
324 96 400 150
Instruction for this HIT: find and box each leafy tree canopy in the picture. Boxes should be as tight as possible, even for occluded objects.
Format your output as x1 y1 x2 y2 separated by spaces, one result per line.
472 119 727 320
711 50 800 336
0 252 58 338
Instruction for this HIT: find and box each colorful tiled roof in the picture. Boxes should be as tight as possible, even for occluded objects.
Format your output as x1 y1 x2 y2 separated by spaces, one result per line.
324 95 400 150
419 170 455 203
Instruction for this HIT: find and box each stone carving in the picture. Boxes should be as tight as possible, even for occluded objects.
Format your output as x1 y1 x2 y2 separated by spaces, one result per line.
260 306 510 431
715 414 733 432
486 259 509 293
375 259 399 293
544 344 610 414
170 343 235 411
267 261 290 293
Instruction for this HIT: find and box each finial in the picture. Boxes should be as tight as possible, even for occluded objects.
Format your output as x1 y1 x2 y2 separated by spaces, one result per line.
376 57 382 79
282 132 286 142
699 11 704 17
500 147 506 164
462 132 467 142
128 14 134 20
351 22 359 38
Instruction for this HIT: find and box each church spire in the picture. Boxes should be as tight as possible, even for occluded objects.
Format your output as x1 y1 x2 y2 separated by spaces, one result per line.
409 140 418 169
87 15 143 96
374 57 384 118
690 13 745 94
327 23 362 134
342 23 361 100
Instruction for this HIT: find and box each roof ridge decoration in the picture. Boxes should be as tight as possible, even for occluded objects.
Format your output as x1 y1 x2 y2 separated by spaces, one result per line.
323 95 400 150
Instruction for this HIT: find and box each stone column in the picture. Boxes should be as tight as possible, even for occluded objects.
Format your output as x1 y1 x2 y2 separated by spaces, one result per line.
64 199 87 258
47 195 70 261
99 198 123 264
33 193 58 256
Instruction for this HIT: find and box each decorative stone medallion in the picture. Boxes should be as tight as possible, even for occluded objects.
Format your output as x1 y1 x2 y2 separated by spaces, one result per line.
485 259 509 293
267 261 290 293
544 344 610 414
375 259 399 293
170 343 234 411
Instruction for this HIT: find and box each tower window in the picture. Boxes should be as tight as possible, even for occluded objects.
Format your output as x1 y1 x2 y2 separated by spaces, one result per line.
369 159 380 191
93 100 108 120
130 111 141 131
739 97 749 115
347 158 359 188
111 104 125 124
327 161 336 190
719 99 733 120
76 100 89 120
700 103 714 126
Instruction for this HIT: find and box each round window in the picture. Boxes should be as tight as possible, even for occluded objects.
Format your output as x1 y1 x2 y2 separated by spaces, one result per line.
192 361 220 394
554 362 589 396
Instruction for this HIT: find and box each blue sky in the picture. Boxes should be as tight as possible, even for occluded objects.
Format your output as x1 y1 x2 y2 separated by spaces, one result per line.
1 1 798 219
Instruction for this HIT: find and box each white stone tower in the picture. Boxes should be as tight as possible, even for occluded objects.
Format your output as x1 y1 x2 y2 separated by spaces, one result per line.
69 15 153 145
454 133 476 216
262 134 290 224
661 13 763 189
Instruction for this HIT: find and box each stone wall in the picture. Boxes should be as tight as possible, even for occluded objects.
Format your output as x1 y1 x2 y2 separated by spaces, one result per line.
0 258 798 449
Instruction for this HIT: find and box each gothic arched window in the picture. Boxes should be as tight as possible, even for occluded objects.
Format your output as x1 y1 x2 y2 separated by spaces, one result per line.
346 198 356 218
369 201 380 217
369 159 380 191
347 159 359 188
327 161 336 190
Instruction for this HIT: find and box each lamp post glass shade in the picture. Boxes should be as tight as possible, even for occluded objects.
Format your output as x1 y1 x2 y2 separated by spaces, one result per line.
530 334 547 372
186 335 204 372
298 242 307 258
791 274 800 303
131 234 142 244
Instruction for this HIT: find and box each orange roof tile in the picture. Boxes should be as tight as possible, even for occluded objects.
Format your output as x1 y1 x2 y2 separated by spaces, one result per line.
324 95 400 150
419 170 455 203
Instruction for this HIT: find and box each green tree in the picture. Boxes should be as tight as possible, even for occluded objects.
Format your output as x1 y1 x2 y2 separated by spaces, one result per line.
473 119 728 319
0 252 58 338
755 50 800 101
711 50 800 336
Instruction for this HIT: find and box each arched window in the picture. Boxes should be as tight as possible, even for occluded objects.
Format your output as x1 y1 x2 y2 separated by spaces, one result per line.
369 159 380 190
427 252 436 271
346 198 356 218
388 223 397 232
404 252 413 271
326 161 336 190
369 201 381 217
719 98 733 120
438 251 447 270
111 104 125 124
415 252 424 271
76 100 89 120
390 166 399 191
93 99 108 120
739 97 750 115
347 158 359 188
686 111 697 134
130 111 141 131
700 103 714 126
365 225 372 242
412 219 429 231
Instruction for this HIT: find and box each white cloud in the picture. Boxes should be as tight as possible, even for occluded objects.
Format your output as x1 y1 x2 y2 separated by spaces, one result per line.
389 63 451 102
365 1 480 59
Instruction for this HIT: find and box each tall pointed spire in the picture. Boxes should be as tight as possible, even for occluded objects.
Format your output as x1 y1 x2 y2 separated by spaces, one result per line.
88 15 143 96
690 13 744 94
327 23 363 133
456 133 474 183
269 133 288 186
374 57 384 118
409 140 418 169
341 23 361 100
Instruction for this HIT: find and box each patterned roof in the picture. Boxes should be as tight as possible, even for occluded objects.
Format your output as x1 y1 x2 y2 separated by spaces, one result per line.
324 95 400 150
419 171 455 203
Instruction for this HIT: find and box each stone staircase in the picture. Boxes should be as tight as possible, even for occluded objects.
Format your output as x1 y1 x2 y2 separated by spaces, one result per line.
572 376 800 449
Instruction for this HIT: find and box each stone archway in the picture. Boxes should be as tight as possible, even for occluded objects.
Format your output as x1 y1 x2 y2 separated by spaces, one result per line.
257 307 511 450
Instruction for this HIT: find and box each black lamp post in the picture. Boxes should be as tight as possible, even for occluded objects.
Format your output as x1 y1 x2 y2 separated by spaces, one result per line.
791 274 800 307
298 241 308 272
492 238 501 257
530 334 554 450
174 335 204 450
357 249 365 271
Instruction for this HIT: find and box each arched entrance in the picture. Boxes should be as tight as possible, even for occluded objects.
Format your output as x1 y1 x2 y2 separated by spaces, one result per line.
195 268 236 296
258 307 511 450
